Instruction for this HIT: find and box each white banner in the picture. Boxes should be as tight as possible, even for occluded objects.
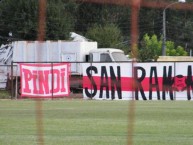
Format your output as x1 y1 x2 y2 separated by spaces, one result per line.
83 62 193 100
83 63 133 100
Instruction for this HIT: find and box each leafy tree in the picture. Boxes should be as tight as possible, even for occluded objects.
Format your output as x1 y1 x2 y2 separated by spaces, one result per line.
138 34 188 62
0 0 38 42
0 0 192 51
86 24 125 49
138 34 162 61
0 0 76 42
46 0 77 40
139 8 162 39
166 41 188 56
75 3 131 37
74 3 103 33
139 4 193 53
99 4 131 37
164 5 193 52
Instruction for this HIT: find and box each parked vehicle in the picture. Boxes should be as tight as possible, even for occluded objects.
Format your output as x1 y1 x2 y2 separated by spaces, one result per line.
0 40 129 96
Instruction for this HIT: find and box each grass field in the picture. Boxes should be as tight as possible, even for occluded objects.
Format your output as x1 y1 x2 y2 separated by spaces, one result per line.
0 99 193 145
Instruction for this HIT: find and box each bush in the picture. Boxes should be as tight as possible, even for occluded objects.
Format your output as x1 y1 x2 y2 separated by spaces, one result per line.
86 23 124 48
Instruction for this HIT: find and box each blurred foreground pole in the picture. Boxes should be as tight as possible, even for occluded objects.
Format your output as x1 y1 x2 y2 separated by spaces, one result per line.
128 0 140 145
36 99 45 145
38 0 46 41
36 0 46 145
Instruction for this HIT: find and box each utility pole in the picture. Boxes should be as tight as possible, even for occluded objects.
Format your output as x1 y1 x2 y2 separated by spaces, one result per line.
162 0 186 56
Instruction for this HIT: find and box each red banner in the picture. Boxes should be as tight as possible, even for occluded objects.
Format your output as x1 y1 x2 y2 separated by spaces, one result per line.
20 63 70 98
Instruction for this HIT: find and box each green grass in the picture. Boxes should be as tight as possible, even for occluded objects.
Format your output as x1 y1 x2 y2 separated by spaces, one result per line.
0 100 193 145
0 90 10 99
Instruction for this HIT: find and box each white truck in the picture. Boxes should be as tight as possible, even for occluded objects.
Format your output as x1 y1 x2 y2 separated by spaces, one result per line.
0 40 129 96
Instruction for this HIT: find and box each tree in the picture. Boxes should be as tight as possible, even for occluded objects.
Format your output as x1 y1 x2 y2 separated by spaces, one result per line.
164 5 193 52
0 0 76 42
46 0 77 40
138 34 162 61
1 0 192 50
139 8 162 39
0 0 38 42
75 3 131 38
166 41 188 56
85 23 127 51
74 3 103 34
139 5 193 53
138 34 188 62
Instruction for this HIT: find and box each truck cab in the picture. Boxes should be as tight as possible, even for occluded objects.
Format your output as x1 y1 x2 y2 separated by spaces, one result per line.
88 48 129 62
70 48 129 93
